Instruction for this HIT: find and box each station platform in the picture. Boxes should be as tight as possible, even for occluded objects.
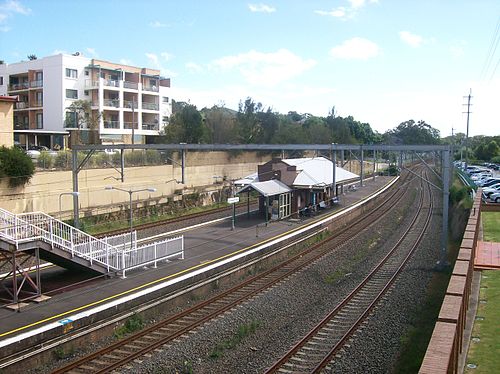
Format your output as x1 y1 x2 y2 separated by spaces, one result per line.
0 176 396 359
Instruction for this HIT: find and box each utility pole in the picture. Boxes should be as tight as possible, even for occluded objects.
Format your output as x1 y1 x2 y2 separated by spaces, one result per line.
463 89 472 170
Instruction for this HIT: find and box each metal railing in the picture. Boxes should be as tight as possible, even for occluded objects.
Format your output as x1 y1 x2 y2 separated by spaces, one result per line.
8 82 29 91
123 100 138 109
104 120 120 129
85 79 99 88
15 102 28 109
0 208 184 277
104 79 120 87
143 85 159 92
123 81 138 89
142 102 159 110
124 122 138 129
32 101 43 107
142 122 159 131
103 99 120 108
30 80 43 88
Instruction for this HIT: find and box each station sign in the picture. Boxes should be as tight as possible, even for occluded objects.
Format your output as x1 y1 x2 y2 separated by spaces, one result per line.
227 197 240 204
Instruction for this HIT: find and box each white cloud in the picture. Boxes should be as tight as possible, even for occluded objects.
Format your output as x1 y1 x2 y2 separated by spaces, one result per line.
3 0 31 15
315 0 377 19
212 48 316 87
145 52 177 77
160 52 172 61
314 7 347 18
149 20 167 28
186 62 203 73
119 58 133 66
52 49 68 55
0 0 31 31
248 3 276 13
330 37 380 60
86 47 98 57
399 31 424 48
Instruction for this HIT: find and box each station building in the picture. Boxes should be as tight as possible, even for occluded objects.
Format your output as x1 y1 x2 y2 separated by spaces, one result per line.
0 53 172 149
237 157 359 220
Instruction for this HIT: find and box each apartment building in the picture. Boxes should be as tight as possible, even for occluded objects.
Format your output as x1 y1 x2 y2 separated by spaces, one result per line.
0 53 172 149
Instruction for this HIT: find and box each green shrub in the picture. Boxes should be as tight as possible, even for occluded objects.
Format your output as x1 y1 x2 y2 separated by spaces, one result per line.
125 150 145 166
0 146 34 187
92 152 110 168
37 151 53 169
113 313 144 339
145 149 161 165
53 150 71 169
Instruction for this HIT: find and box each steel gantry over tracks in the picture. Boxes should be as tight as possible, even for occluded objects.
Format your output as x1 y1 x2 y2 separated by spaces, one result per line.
70 143 451 266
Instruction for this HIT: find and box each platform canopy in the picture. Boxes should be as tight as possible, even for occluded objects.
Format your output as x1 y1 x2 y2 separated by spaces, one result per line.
237 179 292 197
283 157 359 188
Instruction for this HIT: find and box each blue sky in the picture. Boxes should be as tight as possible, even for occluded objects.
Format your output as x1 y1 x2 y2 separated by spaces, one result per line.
1 0 499 137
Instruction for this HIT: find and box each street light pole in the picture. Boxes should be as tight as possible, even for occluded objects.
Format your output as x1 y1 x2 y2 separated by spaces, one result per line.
105 186 156 249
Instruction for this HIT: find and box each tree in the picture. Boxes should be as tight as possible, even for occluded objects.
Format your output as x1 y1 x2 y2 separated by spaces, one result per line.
237 97 263 143
202 105 238 143
384 120 440 145
160 104 206 143
65 100 101 144
474 140 499 161
27 54 37 60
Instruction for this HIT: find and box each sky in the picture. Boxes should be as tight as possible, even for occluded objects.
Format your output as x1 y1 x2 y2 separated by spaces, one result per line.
0 0 499 138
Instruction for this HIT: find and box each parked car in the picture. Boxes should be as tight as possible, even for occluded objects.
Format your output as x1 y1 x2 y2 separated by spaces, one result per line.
482 183 500 198
489 191 500 203
478 178 500 187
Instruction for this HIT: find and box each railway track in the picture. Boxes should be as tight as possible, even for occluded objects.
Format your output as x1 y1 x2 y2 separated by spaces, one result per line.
265 170 434 373
95 199 258 238
52 172 417 374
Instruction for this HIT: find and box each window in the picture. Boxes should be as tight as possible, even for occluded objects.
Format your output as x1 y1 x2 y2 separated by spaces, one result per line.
84 90 89 96
65 68 78 78
150 79 157 86
0 76 3 85
162 116 169 125
84 70 89 76
36 113 43 129
162 96 169 103
66 89 78 99
36 72 43 80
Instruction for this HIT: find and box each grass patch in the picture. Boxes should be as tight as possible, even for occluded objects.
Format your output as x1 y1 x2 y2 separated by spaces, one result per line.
53 346 74 360
209 320 260 359
113 313 144 339
481 212 500 242
465 270 500 373
394 267 452 373
324 269 347 284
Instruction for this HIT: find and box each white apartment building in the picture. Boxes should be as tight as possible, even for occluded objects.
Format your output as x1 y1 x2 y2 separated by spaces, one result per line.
0 53 172 149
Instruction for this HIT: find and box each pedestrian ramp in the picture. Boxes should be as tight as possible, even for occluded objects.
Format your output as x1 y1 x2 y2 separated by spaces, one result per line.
0 208 183 277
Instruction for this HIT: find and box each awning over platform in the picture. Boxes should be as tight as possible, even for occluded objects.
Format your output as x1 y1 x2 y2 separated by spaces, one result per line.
237 179 292 197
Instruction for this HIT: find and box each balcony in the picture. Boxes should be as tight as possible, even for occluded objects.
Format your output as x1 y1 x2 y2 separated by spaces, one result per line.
143 85 159 92
8 82 29 91
142 122 159 131
15 102 29 109
103 99 120 108
103 120 120 129
123 81 138 90
142 102 159 111
104 79 119 88
123 122 138 130
31 101 43 108
14 122 29 130
123 100 138 109
85 79 99 88
30 80 43 88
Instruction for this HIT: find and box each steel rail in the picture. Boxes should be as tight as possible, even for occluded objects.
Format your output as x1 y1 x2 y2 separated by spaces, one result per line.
51 172 415 374
265 170 434 373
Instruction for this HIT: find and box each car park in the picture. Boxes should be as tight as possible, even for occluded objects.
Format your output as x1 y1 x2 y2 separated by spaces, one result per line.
481 179 500 188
